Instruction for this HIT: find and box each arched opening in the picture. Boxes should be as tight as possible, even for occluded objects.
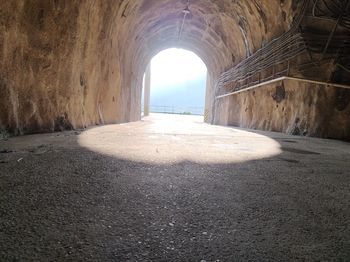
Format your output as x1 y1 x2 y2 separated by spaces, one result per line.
141 48 208 121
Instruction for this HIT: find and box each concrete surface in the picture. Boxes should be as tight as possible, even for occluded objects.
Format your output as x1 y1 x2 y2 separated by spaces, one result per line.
0 113 349 261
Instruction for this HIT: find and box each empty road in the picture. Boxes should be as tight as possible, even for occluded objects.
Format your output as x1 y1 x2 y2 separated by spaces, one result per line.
1 114 349 261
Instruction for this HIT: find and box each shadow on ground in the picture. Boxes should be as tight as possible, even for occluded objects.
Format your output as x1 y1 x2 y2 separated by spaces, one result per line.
0 115 349 261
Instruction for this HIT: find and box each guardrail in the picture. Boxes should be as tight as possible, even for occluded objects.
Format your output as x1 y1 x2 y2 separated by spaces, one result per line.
142 105 204 115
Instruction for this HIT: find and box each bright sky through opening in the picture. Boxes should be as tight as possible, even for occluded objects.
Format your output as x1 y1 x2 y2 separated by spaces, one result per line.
151 48 207 90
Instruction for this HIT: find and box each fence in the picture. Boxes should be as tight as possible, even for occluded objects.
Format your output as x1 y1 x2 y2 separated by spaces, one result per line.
142 105 204 115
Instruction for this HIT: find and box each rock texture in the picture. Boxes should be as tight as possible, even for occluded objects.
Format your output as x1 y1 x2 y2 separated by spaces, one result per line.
1 0 348 139
0 0 297 135
211 0 350 140
0 1 125 135
214 78 350 140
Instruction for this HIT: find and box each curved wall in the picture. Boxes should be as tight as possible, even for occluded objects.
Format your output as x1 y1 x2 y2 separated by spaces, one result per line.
0 0 297 135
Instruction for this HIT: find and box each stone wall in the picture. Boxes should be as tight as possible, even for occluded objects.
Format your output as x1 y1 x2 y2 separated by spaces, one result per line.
214 78 350 140
0 1 127 135
1 1 348 140
0 0 296 135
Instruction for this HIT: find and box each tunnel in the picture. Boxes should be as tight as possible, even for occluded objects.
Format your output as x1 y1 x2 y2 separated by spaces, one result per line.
1 0 350 261
1 0 349 139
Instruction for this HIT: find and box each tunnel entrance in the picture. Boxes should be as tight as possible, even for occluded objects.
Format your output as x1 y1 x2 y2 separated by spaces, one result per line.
141 48 207 119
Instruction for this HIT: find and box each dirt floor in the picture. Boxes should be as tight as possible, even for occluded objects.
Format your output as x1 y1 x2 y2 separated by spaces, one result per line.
0 113 349 261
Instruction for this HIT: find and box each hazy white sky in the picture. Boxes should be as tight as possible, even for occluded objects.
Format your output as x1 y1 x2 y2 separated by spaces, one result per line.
150 48 207 90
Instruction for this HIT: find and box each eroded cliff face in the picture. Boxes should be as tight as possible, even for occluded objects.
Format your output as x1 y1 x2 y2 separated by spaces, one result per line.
0 0 296 135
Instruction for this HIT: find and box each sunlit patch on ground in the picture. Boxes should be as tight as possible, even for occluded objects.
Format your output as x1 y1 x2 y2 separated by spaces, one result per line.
78 114 282 164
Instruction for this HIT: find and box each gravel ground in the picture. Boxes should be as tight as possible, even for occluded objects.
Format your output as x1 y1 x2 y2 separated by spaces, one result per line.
0 114 349 261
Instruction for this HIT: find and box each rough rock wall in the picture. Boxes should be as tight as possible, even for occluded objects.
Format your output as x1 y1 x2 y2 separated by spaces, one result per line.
214 79 350 140
0 0 298 135
121 0 297 123
211 0 350 140
0 0 128 135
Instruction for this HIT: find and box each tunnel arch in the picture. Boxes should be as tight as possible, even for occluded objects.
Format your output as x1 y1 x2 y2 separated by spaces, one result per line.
1 0 349 140
113 0 299 122
0 0 301 134
141 47 209 117
142 45 210 87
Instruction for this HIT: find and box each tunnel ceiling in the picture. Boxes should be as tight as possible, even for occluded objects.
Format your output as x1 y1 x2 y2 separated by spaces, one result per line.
116 0 300 125
0 0 301 134
117 0 297 78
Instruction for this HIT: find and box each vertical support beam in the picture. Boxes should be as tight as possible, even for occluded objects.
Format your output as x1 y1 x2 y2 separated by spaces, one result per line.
204 73 212 123
144 63 151 117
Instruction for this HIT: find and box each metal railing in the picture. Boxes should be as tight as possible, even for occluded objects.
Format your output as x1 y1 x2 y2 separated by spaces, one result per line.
142 105 204 115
